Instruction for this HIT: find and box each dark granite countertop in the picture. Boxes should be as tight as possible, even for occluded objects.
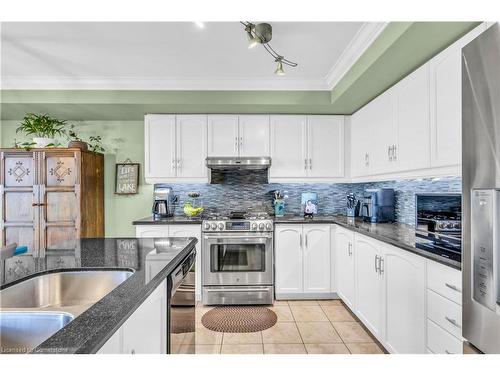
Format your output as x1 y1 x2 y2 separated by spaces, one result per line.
133 216 203 225
0 237 197 354
275 215 461 270
131 214 460 270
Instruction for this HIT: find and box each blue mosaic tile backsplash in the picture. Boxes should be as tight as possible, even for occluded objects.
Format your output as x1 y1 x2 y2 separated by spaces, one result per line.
169 170 461 227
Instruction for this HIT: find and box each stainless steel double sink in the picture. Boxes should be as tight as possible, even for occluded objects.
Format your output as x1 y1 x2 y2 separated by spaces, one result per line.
0 270 133 354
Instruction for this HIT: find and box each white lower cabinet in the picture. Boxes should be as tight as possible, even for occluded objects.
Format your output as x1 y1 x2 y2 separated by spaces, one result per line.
354 235 384 339
334 226 355 309
334 229 429 353
383 244 426 354
275 224 331 298
135 224 202 301
97 279 167 354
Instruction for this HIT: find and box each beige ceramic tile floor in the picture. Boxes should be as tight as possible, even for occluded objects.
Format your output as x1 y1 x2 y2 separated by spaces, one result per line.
181 299 385 355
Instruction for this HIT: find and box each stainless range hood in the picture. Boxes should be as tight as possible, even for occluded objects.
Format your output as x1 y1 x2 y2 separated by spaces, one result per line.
205 157 271 170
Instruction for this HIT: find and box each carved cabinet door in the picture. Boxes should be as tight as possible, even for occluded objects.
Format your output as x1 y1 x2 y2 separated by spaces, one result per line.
0 151 38 253
38 150 81 252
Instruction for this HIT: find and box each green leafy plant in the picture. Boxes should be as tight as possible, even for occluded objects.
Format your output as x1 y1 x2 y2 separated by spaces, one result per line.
16 113 67 138
88 135 105 153
67 124 83 142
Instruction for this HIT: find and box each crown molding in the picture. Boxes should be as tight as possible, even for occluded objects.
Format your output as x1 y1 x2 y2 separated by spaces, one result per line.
325 22 388 90
0 75 330 91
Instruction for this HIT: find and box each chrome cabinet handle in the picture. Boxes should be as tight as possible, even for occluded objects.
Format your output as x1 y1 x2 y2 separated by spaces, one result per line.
239 136 243 149
177 159 181 172
445 283 462 292
171 159 176 172
305 234 308 248
309 158 312 170
300 234 303 248
388 146 392 161
348 242 352 256
374 255 379 273
379 256 384 275
304 159 307 170
445 316 461 327
393 145 397 161
235 137 239 150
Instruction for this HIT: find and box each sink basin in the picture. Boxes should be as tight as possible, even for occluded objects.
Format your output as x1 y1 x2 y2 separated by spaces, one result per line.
0 270 134 310
0 311 74 353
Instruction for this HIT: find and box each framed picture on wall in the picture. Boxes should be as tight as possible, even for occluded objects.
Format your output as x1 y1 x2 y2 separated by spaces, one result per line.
115 160 140 195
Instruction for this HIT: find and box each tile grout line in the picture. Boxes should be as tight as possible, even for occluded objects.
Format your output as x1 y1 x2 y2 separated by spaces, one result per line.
318 302 355 354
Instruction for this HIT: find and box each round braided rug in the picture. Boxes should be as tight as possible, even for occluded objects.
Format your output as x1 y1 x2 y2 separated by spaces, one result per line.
201 306 277 333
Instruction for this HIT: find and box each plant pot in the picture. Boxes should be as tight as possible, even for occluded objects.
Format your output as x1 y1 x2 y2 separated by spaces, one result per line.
33 137 56 148
68 140 88 151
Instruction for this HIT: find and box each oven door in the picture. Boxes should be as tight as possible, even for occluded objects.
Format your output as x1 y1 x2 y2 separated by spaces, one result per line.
203 232 273 286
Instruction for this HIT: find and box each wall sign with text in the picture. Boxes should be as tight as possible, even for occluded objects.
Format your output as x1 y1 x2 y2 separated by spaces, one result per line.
115 161 140 195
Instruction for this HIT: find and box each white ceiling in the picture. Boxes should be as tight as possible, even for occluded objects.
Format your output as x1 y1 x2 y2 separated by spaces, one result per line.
0 22 386 90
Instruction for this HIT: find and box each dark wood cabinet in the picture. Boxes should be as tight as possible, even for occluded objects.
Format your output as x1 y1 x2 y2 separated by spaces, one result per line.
0 148 104 254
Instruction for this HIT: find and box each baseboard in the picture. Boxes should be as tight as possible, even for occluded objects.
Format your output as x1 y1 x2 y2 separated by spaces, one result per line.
275 292 339 300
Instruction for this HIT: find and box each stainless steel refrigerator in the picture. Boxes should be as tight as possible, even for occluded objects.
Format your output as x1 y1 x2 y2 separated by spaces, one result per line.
462 22 500 354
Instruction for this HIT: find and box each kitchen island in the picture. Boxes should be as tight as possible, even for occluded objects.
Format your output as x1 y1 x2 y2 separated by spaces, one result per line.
0 237 197 354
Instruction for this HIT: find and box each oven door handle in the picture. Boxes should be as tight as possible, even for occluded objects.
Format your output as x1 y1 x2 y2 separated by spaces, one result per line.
203 235 272 240
204 288 270 293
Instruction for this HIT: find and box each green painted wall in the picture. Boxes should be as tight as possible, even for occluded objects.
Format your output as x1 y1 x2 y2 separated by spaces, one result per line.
1 120 151 237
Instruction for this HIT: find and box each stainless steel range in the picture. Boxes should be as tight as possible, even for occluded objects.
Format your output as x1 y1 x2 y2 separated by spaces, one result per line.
202 211 274 305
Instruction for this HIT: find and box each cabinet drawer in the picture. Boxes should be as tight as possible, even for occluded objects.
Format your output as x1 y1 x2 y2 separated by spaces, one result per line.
427 261 462 304
427 289 462 339
427 319 462 354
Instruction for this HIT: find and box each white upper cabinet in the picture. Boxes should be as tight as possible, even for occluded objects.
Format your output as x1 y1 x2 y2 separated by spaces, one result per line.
394 64 430 172
176 115 208 178
207 115 239 157
207 115 270 157
145 114 208 183
368 90 397 175
351 104 372 177
145 114 176 181
307 116 344 178
429 23 486 168
238 115 270 157
303 225 331 293
270 115 345 181
270 115 308 179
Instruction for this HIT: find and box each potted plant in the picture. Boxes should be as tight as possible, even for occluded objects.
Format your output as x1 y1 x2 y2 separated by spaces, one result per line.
66 125 88 150
16 113 67 148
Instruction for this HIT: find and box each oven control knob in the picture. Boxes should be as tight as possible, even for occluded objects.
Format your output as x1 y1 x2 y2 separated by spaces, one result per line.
210 223 217 230
204 222 211 230
259 223 265 230
251 222 258 230
266 222 272 230
218 222 224 230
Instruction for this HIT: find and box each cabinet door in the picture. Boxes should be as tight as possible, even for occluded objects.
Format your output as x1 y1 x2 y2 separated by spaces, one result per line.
303 224 331 293
429 24 485 167
350 106 372 177
239 115 270 157
307 116 344 178
122 279 167 354
334 226 355 309
275 225 303 295
1 151 38 253
269 115 307 178
382 244 426 353
176 115 207 179
207 115 239 157
39 150 80 252
368 90 397 175
168 225 202 301
144 114 176 180
394 64 431 172
135 225 170 238
355 235 383 338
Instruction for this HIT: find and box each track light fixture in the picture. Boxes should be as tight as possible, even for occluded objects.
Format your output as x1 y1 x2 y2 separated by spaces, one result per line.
241 21 298 75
